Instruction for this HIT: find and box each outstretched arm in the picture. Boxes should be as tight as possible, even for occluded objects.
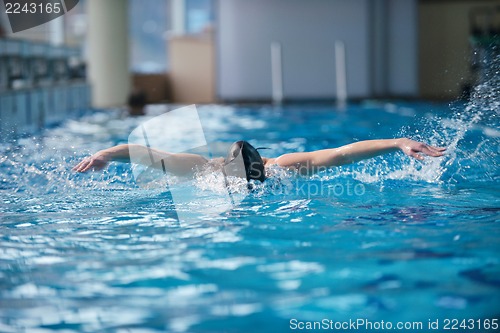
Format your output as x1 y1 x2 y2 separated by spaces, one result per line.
274 138 446 174
72 144 208 176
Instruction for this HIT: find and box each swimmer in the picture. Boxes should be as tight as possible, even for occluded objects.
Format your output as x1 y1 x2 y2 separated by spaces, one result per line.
73 138 446 182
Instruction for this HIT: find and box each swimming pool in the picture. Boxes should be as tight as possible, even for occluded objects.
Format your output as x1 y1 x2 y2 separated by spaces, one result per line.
1 92 499 331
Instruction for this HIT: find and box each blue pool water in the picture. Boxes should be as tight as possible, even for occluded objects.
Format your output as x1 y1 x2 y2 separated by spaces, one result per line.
1 90 499 330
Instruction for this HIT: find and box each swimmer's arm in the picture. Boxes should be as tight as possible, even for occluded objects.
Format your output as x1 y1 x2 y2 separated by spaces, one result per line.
274 138 446 174
72 144 208 176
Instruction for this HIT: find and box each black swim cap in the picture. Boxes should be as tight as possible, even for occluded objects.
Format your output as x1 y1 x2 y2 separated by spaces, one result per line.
224 141 266 182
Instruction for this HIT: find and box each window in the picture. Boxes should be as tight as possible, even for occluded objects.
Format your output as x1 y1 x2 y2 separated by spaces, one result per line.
185 0 213 34
129 0 170 73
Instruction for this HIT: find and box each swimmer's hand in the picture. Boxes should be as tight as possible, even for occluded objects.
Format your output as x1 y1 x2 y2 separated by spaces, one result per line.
73 144 134 172
72 151 111 172
397 138 446 161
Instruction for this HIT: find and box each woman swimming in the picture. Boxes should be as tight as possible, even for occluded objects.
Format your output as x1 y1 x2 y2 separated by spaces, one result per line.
73 138 446 181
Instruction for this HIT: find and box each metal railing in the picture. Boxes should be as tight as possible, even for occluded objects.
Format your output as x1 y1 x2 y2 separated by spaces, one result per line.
0 38 91 141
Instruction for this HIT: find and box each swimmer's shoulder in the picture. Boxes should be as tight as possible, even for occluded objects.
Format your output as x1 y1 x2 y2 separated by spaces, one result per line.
209 157 225 165
263 157 277 167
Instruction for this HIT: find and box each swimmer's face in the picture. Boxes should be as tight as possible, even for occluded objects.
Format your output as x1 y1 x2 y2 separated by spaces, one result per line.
224 141 266 182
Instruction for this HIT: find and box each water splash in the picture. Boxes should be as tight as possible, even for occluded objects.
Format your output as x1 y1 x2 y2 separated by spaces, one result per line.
0 146 134 196
437 51 499 185
343 52 500 186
